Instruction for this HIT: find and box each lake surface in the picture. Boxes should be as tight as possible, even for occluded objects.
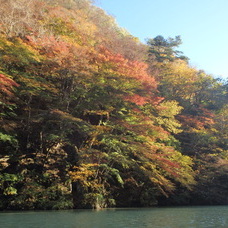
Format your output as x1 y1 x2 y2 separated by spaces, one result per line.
0 206 227 228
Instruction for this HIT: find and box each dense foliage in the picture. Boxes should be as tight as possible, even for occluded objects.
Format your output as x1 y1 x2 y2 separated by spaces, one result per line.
0 0 227 210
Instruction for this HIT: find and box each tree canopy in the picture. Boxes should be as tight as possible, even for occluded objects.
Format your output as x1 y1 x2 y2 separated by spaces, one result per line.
0 0 227 210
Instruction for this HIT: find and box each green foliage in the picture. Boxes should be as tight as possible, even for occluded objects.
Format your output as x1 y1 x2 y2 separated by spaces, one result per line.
155 100 183 134
0 173 21 196
147 35 188 63
0 132 16 143
0 36 42 71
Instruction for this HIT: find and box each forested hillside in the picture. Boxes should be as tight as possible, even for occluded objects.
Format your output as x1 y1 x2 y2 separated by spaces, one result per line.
0 0 227 210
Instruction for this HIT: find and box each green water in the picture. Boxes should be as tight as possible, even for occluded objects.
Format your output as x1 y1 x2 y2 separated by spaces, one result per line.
0 206 227 228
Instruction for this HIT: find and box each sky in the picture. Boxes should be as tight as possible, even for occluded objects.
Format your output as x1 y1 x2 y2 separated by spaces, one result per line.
95 0 228 79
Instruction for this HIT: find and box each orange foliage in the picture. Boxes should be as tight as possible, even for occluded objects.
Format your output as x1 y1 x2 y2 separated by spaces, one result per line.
178 114 214 129
124 94 148 106
0 73 19 98
26 35 70 59
178 105 215 129
97 46 157 88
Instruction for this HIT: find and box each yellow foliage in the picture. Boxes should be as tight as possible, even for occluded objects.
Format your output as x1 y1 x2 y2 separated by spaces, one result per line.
69 163 104 191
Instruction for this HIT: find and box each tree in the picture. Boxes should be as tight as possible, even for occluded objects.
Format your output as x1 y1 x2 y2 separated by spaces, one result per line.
147 35 188 63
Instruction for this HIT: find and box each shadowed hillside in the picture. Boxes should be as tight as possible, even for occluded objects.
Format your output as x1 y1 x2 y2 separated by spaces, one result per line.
0 0 227 209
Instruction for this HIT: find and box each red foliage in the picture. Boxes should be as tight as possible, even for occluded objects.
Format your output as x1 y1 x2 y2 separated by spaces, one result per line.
27 35 70 59
124 94 164 106
0 73 19 97
124 94 148 106
178 107 214 130
155 155 180 169
98 46 157 88
139 144 181 178
95 46 162 106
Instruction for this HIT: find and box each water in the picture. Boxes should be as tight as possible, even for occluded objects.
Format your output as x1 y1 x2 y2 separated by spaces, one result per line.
0 206 227 228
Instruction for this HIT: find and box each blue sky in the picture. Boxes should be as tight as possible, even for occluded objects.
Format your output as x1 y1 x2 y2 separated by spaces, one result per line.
95 0 228 79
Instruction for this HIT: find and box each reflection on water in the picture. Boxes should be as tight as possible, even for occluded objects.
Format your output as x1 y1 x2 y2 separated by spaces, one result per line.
0 206 227 228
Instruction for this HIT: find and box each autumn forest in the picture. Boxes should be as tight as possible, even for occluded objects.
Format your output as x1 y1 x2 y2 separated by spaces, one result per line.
0 0 227 210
